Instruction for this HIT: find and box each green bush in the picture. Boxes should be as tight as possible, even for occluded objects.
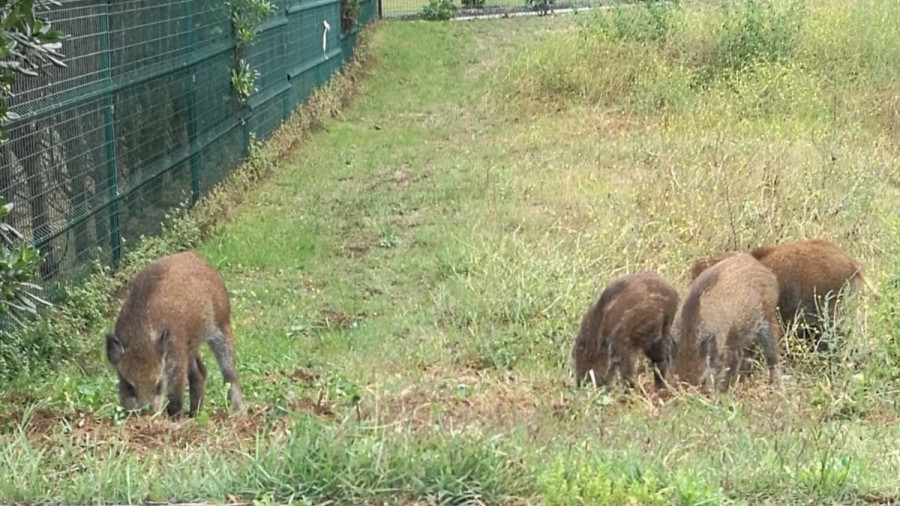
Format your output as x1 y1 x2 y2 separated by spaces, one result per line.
421 0 456 20
229 0 276 102
0 199 49 328
342 0 362 32
0 0 66 328
526 0 554 16
591 0 684 45
714 0 806 73
0 0 66 140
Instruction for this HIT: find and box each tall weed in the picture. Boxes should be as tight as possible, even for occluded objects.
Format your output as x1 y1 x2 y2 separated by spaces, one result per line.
501 0 900 134
713 0 806 73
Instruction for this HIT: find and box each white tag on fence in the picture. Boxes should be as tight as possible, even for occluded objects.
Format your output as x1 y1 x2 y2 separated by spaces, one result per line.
323 20 331 57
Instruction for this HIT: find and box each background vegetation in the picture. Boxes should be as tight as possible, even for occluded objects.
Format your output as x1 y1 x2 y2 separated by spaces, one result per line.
0 0 65 367
1 1 900 503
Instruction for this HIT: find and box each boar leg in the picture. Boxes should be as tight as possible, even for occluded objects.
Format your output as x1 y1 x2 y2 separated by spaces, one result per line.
166 373 186 418
208 325 247 413
722 346 743 392
757 325 781 387
618 353 636 390
646 338 671 389
188 356 207 416
700 334 719 390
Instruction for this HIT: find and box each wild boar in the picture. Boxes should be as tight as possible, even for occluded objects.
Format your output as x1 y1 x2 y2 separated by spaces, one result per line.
689 250 740 282
571 271 679 390
105 251 246 417
673 253 781 390
750 239 872 350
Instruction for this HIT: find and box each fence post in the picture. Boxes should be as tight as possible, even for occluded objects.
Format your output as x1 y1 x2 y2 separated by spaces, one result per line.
186 1 201 203
99 1 121 267
378 0 383 19
280 5 291 123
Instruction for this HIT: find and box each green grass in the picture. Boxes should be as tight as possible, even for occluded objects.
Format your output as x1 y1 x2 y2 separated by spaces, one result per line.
380 0 511 17
381 0 595 19
4 2 900 503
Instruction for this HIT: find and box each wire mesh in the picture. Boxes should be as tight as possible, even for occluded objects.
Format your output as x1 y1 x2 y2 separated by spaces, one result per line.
0 0 376 285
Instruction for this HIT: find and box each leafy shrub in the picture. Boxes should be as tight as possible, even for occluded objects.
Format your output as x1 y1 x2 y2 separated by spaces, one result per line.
461 0 485 9
0 199 50 327
714 0 806 73
230 0 276 47
591 0 684 44
0 1 65 332
526 0 554 16
342 0 361 32
230 0 276 103
0 0 66 139
421 0 456 20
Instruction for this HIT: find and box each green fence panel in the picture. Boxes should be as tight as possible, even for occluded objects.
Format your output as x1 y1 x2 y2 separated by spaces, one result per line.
0 0 374 288
246 8 290 142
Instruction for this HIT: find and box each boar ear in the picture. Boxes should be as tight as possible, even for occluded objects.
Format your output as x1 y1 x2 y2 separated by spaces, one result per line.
106 333 123 365
156 328 171 357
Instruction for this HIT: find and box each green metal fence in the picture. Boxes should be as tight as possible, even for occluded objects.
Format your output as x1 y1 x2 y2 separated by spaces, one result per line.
0 0 375 284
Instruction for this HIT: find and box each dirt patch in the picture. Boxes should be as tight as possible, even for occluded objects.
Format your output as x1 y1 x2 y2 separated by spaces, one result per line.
290 367 320 384
390 209 425 230
367 165 431 192
292 395 336 419
264 367 323 389
1 406 289 454
341 238 375 258
392 168 410 187
368 367 546 433
315 307 367 330
0 408 59 434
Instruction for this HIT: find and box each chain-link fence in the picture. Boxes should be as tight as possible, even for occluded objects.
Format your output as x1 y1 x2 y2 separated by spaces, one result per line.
0 0 376 284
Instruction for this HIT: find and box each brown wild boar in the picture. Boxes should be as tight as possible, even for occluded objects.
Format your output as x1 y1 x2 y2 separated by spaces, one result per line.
689 250 740 282
673 253 781 390
689 239 874 350
105 251 246 417
750 239 872 350
571 271 679 390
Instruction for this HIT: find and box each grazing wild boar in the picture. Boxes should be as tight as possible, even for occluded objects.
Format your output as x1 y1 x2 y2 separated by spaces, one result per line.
673 253 781 390
689 239 874 350
105 251 246 417
571 271 679 390
689 250 740 282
